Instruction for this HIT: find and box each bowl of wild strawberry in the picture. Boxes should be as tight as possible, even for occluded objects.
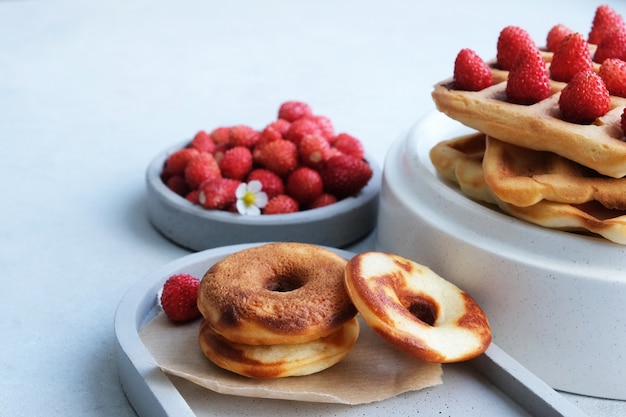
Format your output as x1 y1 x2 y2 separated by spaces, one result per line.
146 101 381 251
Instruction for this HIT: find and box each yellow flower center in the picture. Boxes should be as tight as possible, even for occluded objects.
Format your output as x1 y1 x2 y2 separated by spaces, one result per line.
242 191 256 207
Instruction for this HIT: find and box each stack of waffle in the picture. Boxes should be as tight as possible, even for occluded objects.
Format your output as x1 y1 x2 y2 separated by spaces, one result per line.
430 50 626 244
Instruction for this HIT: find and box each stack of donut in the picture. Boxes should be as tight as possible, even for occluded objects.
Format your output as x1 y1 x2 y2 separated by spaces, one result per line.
197 242 492 379
197 242 360 378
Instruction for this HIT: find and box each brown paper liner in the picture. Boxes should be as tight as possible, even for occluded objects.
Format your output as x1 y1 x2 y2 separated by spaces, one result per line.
139 313 442 405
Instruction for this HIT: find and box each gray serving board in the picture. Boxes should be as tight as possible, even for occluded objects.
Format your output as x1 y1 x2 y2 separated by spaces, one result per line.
114 243 587 417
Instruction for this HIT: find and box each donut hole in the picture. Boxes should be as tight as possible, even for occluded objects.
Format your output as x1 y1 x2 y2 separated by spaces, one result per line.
402 294 438 326
264 273 306 293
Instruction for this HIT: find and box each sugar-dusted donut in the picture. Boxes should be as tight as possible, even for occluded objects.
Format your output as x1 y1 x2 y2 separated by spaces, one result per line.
344 252 491 363
198 317 359 378
197 242 358 345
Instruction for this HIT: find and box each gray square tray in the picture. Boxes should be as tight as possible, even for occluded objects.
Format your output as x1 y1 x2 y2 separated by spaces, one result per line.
114 243 587 417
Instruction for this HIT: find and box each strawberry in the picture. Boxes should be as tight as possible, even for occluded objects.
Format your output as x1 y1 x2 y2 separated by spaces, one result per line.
185 190 200 204
209 126 231 146
189 130 216 153
229 124 259 148
505 47 552 104
218 146 253 180
284 117 324 146
184 152 221 190
298 133 331 169
160 274 201 323
308 193 337 209
164 147 200 176
309 115 335 141
286 167 324 206
165 175 190 197
254 139 298 177
453 48 493 91
546 24 574 53
588 5 626 45
332 133 364 159
246 168 285 199
594 28 626 64
549 32 593 82
198 177 241 210
558 70 610 123
258 119 291 147
320 154 373 199
599 58 626 97
263 194 299 214
496 25 537 70
278 100 313 122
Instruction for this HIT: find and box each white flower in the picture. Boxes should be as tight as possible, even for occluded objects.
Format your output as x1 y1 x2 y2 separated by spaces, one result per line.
235 180 268 215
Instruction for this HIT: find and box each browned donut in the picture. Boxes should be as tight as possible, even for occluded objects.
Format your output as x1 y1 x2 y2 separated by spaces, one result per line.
344 251 491 363
198 317 359 378
198 242 358 345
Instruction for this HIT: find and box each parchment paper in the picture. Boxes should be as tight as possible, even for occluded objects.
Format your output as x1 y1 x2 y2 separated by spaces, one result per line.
140 313 442 405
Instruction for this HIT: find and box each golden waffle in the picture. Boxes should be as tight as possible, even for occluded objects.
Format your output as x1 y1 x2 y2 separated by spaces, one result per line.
432 55 626 178
430 133 626 244
483 136 626 209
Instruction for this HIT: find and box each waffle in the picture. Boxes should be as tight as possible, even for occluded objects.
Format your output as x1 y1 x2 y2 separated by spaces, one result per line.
483 136 626 209
430 133 626 244
432 56 626 178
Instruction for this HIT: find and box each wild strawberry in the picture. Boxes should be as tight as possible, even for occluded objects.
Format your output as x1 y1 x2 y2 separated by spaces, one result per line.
164 148 200 176
263 194 299 214
258 119 290 147
298 133 331 169
320 154 373 199
198 177 241 210
308 193 337 209
184 152 221 190
497 25 537 70
332 132 365 159
588 5 626 45
594 28 626 63
254 139 298 176
165 175 189 197
559 70 610 123
212 143 229 163
185 190 200 204
284 117 323 146
506 47 552 104
309 115 335 141
546 24 574 52
160 274 201 323
599 58 626 97
278 101 313 122
189 130 216 153
229 125 259 148
453 48 493 91
246 168 285 199
218 146 253 180
550 32 593 82
209 126 231 145
286 167 324 206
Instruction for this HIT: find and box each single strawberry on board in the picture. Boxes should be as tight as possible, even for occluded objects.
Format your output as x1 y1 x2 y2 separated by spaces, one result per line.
453 48 493 92
505 47 551 105
160 274 201 323
320 154 372 199
550 32 593 82
598 58 626 97
559 70 610 124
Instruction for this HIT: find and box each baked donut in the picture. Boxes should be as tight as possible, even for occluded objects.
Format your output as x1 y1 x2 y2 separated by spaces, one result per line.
198 317 359 378
198 242 358 345
344 252 491 363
